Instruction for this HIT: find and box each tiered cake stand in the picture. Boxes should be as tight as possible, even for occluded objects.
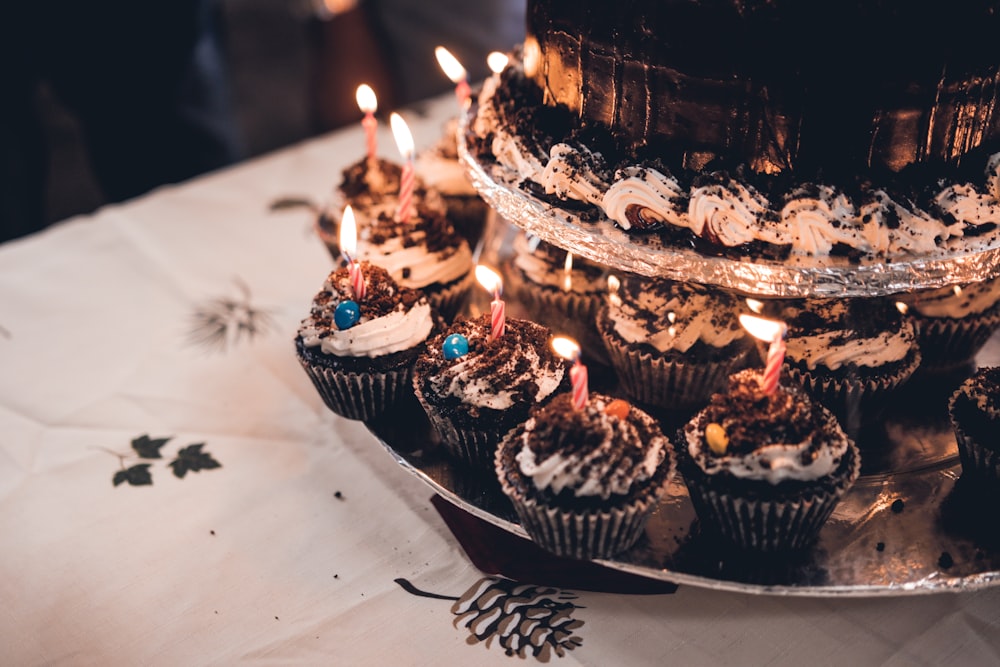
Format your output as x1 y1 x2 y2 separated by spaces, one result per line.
368 109 1000 596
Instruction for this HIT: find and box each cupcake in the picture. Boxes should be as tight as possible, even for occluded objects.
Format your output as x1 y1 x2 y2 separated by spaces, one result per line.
680 369 861 552
357 205 475 323
757 297 921 433
496 392 675 559
949 366 1000 484
504 232 611 366
295 262 438 421
897 276 1000 373
412 314 566 468
596 277 755 411
416 117 490 249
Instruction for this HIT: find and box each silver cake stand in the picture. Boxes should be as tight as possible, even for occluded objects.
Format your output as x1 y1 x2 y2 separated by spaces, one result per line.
365 109 1000 596
457 108 1000 298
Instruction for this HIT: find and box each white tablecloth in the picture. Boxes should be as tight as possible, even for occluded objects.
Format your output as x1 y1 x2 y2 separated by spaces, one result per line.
3 94 1000 666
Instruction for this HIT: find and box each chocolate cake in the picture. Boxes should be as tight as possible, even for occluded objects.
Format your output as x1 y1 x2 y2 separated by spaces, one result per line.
472 0 1000 262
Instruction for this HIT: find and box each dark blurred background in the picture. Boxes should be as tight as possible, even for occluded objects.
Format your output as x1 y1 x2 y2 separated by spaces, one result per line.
41 0 310 225
38 0 523 227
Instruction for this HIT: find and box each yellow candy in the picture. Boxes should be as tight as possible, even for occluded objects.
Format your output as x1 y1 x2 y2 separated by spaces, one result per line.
705 423 729 455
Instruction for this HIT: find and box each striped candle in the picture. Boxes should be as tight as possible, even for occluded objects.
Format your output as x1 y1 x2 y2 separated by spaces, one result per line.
760 333 785 395
475 265 505 342
738 314 787 396
340 205 365 301
551 336 588 411
355 84 378 163
570 358 588 410
390 113 415 223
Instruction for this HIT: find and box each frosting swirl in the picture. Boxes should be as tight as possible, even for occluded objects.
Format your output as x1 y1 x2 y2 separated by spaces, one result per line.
417 316 565 411
685 370 851 484
298 262 434 358
516 393 668 499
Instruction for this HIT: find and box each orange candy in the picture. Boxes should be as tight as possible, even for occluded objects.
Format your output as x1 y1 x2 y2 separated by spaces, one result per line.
605 398 631 419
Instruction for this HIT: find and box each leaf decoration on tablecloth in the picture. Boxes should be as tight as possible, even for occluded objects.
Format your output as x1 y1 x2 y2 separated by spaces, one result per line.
169 444 222 479
188 277 276 352
395 577 584 662
113 464 153 487
132 435 171 459
105 434 222 487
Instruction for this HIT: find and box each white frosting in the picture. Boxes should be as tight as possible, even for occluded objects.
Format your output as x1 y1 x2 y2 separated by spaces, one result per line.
686 420 847 484
515 397 666 498
785 328 914 371
603 166 687 230
685 384 850 484
475 71 1000 260
510 233 607 292
607 282 745 352
437 343 563 410
298 274 434 358
360 231 472 289
901 276 1000 318
416 151 477 197
540 143 609 206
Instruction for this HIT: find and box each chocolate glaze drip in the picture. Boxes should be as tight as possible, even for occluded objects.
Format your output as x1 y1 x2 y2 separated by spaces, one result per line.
526 0 1000 177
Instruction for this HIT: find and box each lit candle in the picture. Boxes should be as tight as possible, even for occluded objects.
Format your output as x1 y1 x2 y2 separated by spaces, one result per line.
355 84 378 164
607 274 622 307
475 265 505 342
552 336 588 410
389 112 415 223
739 314 788 395
435 46 470 108
340 205 366 301
562 252 573 292
487 51 509 75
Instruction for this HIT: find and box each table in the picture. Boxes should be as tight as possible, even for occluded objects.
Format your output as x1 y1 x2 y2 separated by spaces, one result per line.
3 93 1000 666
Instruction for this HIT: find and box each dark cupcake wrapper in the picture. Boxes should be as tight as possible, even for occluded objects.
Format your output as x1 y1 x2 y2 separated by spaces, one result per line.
425 270 475 324
507 271 608 365
785 351 920 432
681 440 861 553
949 393 1000 484
911 308 1000 371
598 317 751 410
494 426 670 560
298 354 413 422
412 377 507 469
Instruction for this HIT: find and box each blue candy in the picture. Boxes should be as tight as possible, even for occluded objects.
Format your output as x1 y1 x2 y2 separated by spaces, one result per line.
334 300 361 329
442 333 470 360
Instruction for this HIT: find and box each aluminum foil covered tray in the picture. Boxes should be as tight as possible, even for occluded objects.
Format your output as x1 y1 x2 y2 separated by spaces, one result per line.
368 332 1000 596
458 108 1000 299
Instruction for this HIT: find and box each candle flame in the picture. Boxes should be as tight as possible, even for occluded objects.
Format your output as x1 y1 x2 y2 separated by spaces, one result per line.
745 298 764 314
667 311 676 324
475 264 503 295
340 205 358 259
607 274 622 307
562 252 573 291
435 46 467 84
953 285 964 297
355 84 377 114
487 51 509 74
895 301 909 315
739 313 787 343
551 336 581 361
389 112 414 158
